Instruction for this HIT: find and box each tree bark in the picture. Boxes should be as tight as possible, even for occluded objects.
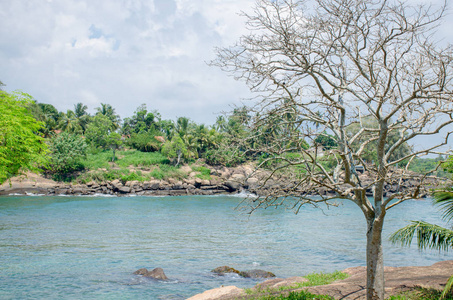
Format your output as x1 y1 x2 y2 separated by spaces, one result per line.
366 215 385 300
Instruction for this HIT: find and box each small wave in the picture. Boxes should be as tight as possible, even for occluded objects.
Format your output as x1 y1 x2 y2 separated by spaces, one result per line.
25 192 45 196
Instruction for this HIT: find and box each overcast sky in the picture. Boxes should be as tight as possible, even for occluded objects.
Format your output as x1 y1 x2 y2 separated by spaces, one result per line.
1 0 452 126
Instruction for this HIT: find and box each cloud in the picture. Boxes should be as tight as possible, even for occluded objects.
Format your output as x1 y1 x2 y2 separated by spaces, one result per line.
0 0 255 124
1 0 451 126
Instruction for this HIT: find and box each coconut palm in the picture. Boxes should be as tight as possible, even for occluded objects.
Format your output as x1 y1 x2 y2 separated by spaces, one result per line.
58 110 83 134
95 103 120 130
390 191 453 299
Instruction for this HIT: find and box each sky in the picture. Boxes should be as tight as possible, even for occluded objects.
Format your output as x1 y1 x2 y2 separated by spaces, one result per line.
1 0 453 126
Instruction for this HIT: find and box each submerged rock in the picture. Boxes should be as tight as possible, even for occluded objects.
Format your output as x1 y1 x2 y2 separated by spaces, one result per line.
133 267 168 280
211 266 240 275
239 269 276 279
212 266 275 279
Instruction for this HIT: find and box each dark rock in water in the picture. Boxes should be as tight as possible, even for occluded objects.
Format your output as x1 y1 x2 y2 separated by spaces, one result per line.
212 266 275 279
133 267 168 280
239 269 276 279
212 266 241 275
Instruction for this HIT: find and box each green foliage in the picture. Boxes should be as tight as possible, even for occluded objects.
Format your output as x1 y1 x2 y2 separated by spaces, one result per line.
192 165 211 180
120 171 146 184
0 91 48 184
28 102 61 137
83 151 112 170
161 135 189 166
387 286 453 300
204 146 245 167
390 191 453 298
314 132 338 150
122 104 161 135
300 271 349 287
105 132 123 162
82 150 169 170
84 114 116 149
95 103 120 130
117 150 169 167
255 290 333 300
127 131 162 152
407 156 448 177
248 271 347 300
47 132 87 181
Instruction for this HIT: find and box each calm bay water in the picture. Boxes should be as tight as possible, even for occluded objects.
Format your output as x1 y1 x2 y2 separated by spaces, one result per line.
0 194 451 299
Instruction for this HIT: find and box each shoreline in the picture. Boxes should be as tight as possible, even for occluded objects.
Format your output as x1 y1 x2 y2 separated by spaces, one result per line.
188 260 453 300
0 166 439 198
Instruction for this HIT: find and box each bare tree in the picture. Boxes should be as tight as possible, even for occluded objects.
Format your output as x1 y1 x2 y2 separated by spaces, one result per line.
211 0 453 299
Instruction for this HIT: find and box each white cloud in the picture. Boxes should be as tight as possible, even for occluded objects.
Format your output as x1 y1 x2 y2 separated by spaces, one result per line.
0 0 451 126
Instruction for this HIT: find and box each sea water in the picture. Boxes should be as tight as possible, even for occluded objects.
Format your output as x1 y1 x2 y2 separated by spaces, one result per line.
0 195 450 299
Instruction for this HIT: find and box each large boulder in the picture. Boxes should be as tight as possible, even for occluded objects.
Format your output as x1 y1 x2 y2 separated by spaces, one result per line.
133 267 168 280
224 180 242 192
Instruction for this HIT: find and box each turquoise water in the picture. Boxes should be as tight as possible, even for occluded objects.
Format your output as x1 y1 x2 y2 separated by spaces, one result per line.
0 195 450 299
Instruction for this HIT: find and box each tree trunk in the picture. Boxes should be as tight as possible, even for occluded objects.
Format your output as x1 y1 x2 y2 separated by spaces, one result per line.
366 216 385 300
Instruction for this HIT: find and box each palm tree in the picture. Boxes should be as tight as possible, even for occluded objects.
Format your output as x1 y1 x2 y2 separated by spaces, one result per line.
74 102 88 118
390 191 453 299
58 110 83 134
95 103 120 130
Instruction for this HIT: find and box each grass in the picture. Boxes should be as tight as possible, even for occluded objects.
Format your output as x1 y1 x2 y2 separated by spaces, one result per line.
245 271 348 299
83 149 169 170
76 149 184 183
387 287 453 300
297 271 349 288
253 290 334 300
191 165 211 180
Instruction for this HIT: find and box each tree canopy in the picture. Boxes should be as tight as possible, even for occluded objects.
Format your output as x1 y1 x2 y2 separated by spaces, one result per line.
0 91 48 184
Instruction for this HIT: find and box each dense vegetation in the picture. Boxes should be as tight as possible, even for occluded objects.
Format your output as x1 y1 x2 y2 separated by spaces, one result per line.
0 87 452 185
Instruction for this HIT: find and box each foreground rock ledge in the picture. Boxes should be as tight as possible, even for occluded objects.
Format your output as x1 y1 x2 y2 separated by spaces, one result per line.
188 260 453 300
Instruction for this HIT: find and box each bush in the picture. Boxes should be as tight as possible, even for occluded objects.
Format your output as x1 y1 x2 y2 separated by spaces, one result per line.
47 132 87 181
126 131 162 152
204 147 245 167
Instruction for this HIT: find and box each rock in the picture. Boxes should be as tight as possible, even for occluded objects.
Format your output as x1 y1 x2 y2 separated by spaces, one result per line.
239 269 276 279
118 186 131 193
230 174 245 181
133 267 168 280
224 180 242 192
305 260 453 300
110 179 122 189
212 266 240 275
186 286 245 300
254 276 308 290
180 165 192 173
143 180 160 190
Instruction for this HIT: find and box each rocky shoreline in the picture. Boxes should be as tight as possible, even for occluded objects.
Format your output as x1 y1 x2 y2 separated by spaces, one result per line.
188 260 453 300
0 164 440 197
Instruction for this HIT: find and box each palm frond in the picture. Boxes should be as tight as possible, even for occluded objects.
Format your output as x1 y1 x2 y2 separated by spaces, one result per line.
441 274 453 299
434 191 453 222
389 221 453 251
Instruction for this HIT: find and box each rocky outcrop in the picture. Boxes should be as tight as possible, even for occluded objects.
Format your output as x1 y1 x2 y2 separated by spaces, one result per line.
212 266 275 279
191 260 453 300
0 166 442 198
186 286 246 300
133 267 168 280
